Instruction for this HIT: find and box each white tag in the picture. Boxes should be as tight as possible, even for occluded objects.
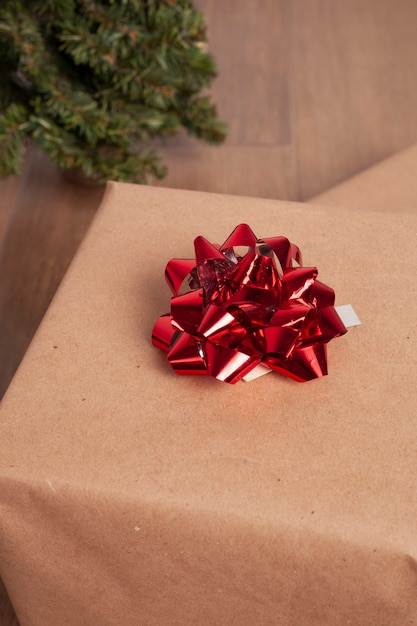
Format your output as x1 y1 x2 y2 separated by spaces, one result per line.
335 304 361 327
242 363 272 381
243 304 360 381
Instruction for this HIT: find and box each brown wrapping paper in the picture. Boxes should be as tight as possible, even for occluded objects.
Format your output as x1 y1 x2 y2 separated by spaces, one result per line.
311 143 417 212
0 183 416 625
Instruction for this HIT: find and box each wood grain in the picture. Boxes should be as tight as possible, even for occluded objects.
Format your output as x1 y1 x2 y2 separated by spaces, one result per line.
157 135 298 199
0 147 104 399
157 0 298 199
157 0 417 200
291 0 417 198
199 0 291 146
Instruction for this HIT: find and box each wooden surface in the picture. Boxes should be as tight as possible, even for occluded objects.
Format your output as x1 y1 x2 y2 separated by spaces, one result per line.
290 0 417 198
0 149 104 399
158 0 417 199
2 1 417 622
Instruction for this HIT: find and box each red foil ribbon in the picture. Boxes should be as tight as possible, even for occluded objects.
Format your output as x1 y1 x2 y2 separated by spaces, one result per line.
152 224 347 383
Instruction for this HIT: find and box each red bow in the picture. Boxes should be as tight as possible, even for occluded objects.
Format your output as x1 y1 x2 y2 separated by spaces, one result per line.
152 224 346 383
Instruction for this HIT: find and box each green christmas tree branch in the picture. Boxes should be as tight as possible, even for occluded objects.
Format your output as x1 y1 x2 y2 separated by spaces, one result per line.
0 0 226 183
0 103 28 176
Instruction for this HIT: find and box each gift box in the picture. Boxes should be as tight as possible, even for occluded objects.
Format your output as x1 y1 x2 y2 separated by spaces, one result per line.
0 183 416 625
311 143 417 212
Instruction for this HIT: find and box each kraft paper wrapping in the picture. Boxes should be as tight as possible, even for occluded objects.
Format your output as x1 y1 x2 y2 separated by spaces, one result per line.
311 143 417 212
0 183 416 625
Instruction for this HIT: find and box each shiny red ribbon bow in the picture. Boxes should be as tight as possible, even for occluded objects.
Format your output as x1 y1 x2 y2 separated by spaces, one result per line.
152 224 346 383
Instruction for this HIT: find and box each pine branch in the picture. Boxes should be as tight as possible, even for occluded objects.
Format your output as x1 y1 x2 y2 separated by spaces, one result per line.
180 95 227 144
0 103 28 176
0 0 227 182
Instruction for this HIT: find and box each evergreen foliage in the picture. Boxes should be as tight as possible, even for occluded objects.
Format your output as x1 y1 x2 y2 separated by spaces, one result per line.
0 0 226 183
